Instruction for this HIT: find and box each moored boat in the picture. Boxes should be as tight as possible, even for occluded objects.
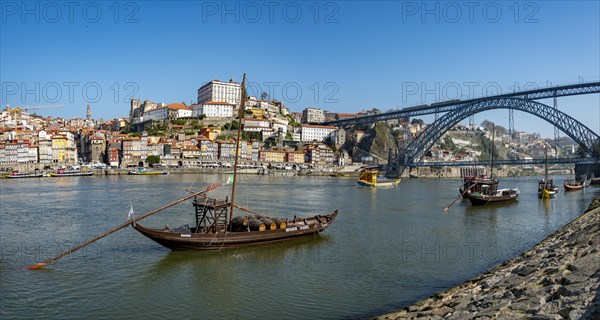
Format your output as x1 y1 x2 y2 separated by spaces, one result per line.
133 197 338 250
563 177 590 191
129 168 169 175
563 182 583 191
459 175 498 198
465 123 519 206
466 180 519 206
5 171 43 179
49 169 94 177
538 179 557 198
538 147 556 199
357 168 400 187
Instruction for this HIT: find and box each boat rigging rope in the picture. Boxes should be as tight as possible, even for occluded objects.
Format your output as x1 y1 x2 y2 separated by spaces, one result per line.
186 169 201 197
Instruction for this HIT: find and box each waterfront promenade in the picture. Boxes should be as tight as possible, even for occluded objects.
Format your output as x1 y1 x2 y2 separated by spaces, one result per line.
376 196 600 319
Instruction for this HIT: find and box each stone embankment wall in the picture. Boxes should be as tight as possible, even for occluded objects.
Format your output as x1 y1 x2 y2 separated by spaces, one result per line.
376 197 600 320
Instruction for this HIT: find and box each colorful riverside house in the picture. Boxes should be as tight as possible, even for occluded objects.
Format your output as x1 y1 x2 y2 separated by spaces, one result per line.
197 136 215 160
51 135 68 163
108 145 120 167
286 150 306 164
182 146 201 159
235 139 248 161
0 143 5 166
217 140 236 161
249 140 260 161
258 150 286 163
304 143 335 165
38 138 53 164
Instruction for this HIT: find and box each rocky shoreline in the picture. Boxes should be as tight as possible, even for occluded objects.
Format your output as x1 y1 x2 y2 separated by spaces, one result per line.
376 196 600 320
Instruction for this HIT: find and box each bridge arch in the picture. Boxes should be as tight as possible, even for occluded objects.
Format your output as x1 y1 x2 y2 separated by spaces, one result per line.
404 98 600 166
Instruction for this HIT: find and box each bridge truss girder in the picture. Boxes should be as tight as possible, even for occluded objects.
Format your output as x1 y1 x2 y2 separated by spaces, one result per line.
324 81 600 127
404 98 600 166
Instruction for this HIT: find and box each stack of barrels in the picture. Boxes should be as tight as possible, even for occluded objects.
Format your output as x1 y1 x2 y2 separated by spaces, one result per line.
230 215 288 232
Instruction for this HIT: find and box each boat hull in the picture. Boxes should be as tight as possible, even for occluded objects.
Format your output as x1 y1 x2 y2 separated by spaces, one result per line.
133 210 338 250
467 190 519 206
357 179 400 187
129 171 169 175
538 188 556 198
5 173 43 179
564 183 584 191
49 171 94 177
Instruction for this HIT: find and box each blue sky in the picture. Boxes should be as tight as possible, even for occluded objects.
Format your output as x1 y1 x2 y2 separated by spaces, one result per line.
1 1 599 138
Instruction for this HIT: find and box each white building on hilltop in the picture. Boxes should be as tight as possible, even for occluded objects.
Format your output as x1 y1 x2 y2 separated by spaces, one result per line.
301 124 337 142
192 102 234 119
197 79 242 107
144 103 192 121
302 108 326 124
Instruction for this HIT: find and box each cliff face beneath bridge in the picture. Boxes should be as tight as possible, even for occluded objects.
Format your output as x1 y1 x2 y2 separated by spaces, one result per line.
352 122 398 163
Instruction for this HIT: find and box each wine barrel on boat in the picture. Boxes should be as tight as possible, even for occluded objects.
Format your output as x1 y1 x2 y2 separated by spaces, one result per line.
260 217 277 230
248 219 266 231
271 217 287 229
231 216 249 231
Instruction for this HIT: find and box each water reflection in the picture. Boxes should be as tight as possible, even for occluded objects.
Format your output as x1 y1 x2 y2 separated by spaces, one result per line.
1 174 598 320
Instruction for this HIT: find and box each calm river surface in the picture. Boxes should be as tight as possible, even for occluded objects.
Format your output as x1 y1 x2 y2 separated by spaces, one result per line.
1 173 598 319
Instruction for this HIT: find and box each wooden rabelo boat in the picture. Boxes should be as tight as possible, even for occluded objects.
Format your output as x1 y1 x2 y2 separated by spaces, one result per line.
459 175 498 198
563 178 590 191
466 181 519 206
357 168 400 187
538 179 557 198
133 198 338 250
133 74 338 250
465 123 519 206
563 180 583 191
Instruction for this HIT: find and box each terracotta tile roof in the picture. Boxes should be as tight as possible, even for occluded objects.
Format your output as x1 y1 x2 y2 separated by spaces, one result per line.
167 103 191 110
302 124 337 129
203 101 235 106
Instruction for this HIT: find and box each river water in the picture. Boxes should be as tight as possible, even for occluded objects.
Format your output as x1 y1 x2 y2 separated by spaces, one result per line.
1 174 597 319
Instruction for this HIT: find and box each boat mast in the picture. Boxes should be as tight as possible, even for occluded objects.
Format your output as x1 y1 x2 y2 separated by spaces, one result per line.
544 145 549 185
490 123 494 177
229 73 246 224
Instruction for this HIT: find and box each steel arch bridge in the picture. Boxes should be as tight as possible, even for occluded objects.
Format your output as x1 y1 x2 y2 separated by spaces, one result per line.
324 81 600 126
403 98 600 167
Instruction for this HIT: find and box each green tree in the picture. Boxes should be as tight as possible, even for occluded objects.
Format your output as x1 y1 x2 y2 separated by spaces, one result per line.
576 142 600 159
440 136 456 151
575 145 587 158
594 142 600 160
146 155 160 166
222 120 239 131
242 131 261 141
171 119 187 125
411 118 424 126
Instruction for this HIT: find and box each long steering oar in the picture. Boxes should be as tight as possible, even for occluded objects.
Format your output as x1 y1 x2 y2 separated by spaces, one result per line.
27 184 219 270
443 181 477 212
